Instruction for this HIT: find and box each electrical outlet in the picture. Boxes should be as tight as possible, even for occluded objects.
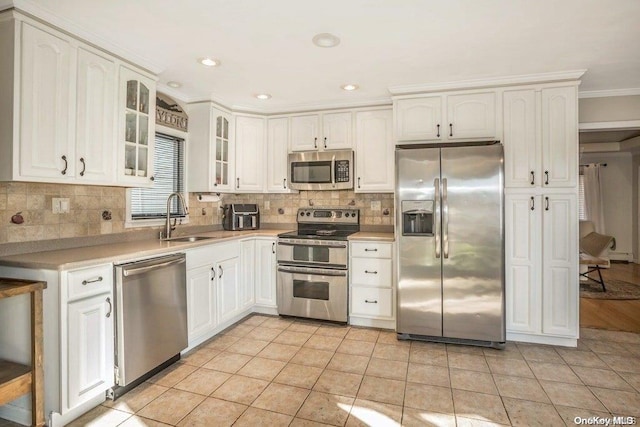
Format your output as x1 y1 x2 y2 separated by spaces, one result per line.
371 201 381 211
52 198 70 214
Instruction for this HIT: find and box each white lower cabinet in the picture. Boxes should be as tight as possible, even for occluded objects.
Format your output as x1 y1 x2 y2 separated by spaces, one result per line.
240 239 256 311
216 254 241 324
186 263 217 340
63 264 114 413
66 295 114 409
505 193 577 344
349 241 395 329
254 238 277 312
186 242 246 346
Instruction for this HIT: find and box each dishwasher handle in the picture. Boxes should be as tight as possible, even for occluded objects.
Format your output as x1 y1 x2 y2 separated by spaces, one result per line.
122 255 186 277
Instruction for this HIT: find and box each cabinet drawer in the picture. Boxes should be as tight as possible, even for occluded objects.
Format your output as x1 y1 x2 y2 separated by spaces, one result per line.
350 242 392 258
351 287 393 318
67 264 113 301
187 246 216 269
351 258 392 288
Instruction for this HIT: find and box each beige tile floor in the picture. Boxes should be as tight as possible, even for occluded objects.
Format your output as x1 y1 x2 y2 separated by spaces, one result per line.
5 315 640 426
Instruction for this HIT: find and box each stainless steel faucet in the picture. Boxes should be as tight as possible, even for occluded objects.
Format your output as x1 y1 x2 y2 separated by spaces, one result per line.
163 192 189 239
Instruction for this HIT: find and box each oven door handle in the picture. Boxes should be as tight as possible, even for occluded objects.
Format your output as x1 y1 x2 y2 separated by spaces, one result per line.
277 266 347 277
278 241 347 249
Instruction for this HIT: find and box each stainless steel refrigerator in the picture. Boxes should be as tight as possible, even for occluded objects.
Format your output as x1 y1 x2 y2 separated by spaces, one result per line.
396 142 505 348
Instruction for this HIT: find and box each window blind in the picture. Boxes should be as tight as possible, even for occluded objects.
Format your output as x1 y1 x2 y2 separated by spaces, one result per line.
131 133 185 219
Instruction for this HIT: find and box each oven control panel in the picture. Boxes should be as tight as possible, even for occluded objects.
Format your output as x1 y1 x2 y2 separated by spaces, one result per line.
297 208 359 224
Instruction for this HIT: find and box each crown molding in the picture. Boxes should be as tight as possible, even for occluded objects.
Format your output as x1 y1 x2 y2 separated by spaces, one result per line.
389 70 586 96
578 88 640 99
9 0 164 74
230 96 392 115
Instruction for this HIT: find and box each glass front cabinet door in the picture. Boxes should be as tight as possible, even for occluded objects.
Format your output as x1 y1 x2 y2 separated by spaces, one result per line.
212 109 232 191
119 66 155 186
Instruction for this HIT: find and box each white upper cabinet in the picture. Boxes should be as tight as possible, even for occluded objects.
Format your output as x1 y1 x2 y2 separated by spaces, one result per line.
290 112 353 151
188 103 235 192
322 112 353 150
395 92 495 143
290 114 320 151
503 90 538 188
267 117 293 192
117 66 155 187
541 86 577 188
75 47 117 184
503 86 577 189
395 96 442 141
0 13 155 187
19 22 74 179
355 109 394 192
446 92 496 140
234 115 265 192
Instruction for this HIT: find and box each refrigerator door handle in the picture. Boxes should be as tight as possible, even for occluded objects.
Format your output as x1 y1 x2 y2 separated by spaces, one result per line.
434 178 441 258
443 177 449 259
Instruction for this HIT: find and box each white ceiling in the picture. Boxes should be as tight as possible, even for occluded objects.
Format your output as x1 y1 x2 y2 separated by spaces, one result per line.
7 0 640 112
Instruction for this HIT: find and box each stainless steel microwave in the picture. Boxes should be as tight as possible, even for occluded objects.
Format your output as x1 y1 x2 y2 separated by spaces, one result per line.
288 149 354 190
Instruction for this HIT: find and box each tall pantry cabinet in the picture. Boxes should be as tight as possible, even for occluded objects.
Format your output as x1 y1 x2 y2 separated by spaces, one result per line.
503 85 579 346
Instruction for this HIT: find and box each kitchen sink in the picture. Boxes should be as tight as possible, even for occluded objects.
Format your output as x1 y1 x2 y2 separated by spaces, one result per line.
165 236 218 242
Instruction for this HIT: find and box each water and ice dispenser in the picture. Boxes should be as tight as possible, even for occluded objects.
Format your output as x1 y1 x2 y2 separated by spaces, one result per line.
401 200 434 236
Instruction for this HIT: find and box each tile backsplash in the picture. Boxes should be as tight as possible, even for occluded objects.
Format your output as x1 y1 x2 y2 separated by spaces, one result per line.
0 182 394 244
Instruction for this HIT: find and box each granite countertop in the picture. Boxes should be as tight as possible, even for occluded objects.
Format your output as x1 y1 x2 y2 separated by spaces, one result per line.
348 231 395 242
0 229 289 271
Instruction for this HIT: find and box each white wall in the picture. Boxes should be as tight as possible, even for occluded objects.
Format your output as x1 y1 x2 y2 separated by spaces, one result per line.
579 95 640 123
581 152 634 260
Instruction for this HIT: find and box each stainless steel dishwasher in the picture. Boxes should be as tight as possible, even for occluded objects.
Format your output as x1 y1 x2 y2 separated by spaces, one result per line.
112 253 187 398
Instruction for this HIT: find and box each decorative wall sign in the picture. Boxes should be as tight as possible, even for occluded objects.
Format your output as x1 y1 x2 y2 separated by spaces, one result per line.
156 92 188 132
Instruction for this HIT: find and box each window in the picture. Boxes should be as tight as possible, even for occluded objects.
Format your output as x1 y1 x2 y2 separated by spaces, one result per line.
129 133 186 223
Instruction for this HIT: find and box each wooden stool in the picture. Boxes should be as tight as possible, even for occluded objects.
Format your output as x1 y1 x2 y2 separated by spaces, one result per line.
0 278 47 426
579 255 608 292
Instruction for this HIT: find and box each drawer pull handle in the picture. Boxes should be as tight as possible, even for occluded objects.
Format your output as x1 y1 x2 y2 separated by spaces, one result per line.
82 276 103 285
365 299 378 304
364 270 378 274
106 297 112 318
364 248 378 252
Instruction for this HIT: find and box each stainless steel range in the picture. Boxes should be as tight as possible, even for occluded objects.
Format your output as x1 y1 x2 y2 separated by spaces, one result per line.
276 208 360 323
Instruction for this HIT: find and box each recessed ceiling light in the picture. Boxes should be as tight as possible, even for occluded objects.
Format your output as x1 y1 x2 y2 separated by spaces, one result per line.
199 57 220 67
255 93 272 100
341 84 359 91
312 33 340 48
167 81 182 88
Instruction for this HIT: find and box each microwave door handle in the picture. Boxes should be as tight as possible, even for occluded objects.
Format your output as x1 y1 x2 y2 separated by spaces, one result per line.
331 155 336 187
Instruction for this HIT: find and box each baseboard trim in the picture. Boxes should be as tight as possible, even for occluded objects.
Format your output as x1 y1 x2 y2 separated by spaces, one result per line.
349 316 395 330
507 332 577 347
